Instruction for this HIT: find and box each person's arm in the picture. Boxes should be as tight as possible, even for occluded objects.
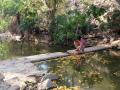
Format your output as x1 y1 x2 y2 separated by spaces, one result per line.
74 41 77 48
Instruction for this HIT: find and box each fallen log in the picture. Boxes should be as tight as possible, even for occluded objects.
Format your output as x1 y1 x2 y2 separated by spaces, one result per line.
21 52 69 63
67 45 112 54
67 40 120 54
1 45 110 63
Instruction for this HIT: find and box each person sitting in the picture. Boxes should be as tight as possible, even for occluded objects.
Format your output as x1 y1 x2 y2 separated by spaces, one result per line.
74 36 86 53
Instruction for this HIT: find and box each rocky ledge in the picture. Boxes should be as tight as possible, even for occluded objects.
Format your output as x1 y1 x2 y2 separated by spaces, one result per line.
0 59 58 90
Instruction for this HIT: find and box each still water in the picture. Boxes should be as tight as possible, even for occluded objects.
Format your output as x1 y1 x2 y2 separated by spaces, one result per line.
36 51 120 90
0 41 120 90
0 41 71 60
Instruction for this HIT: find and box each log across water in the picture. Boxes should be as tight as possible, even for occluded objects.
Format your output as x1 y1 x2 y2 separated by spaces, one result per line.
4 44 115 63
1 40 120 63
67 44 112 54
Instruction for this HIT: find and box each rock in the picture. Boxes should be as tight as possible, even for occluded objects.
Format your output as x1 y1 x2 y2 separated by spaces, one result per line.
111 40 120 46
8 85 20 90
0 81 11 90
38 79 57 90
118 47 120 49
11 35 21 41
0 73 4 81
41 73 58 82
0 32 12 42
5 77 26 89
37 73 58 90
3 72 37 89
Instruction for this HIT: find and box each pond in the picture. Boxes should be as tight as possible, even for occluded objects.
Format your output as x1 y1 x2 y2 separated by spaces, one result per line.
0 41 72 60
0 41 120 90
36 51 120 90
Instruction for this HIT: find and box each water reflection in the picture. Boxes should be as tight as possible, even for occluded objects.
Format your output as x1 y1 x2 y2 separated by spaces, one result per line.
0 41 72 60
0 41 120 90
36 51 120 90
38 63 48 71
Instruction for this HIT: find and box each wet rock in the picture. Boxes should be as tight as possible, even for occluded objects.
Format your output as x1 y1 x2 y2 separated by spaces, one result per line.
41 73 58 82
38 79 57 90
36 73 58 90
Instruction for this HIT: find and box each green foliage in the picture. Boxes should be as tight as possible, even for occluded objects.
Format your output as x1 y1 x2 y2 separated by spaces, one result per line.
87 4 106 18
0 0 112 45
0 42 9 59
20 8 38 31
0 19 9 32
18 0 43 31
100 9 120 31
0 0 43 32
0 0 22 31
53 11 88 44
0 0 19 32
52 4 107 44
107 9 120 30
2 0 21 15
99 22 108 31
45 0 65 8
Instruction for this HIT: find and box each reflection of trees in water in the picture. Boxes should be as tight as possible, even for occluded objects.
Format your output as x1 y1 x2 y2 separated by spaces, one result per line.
0 41 50 59
7 41 50 57
0 42 9 59
85 51 120 90
103 53 120 90
0 41 71 60
43 55 104 88
38 52 120 89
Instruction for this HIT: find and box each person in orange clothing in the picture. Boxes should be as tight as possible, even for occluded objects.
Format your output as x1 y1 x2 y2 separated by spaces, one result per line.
74 36 86 53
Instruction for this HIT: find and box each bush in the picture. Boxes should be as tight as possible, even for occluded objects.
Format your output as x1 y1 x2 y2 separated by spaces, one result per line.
20 8 39 32
53 11 88 45
86 4 106 18
107 9 120 31
0 42 9 59
0 19 9 32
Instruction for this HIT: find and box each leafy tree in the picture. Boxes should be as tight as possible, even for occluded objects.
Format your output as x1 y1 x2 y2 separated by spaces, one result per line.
45 0 65 40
